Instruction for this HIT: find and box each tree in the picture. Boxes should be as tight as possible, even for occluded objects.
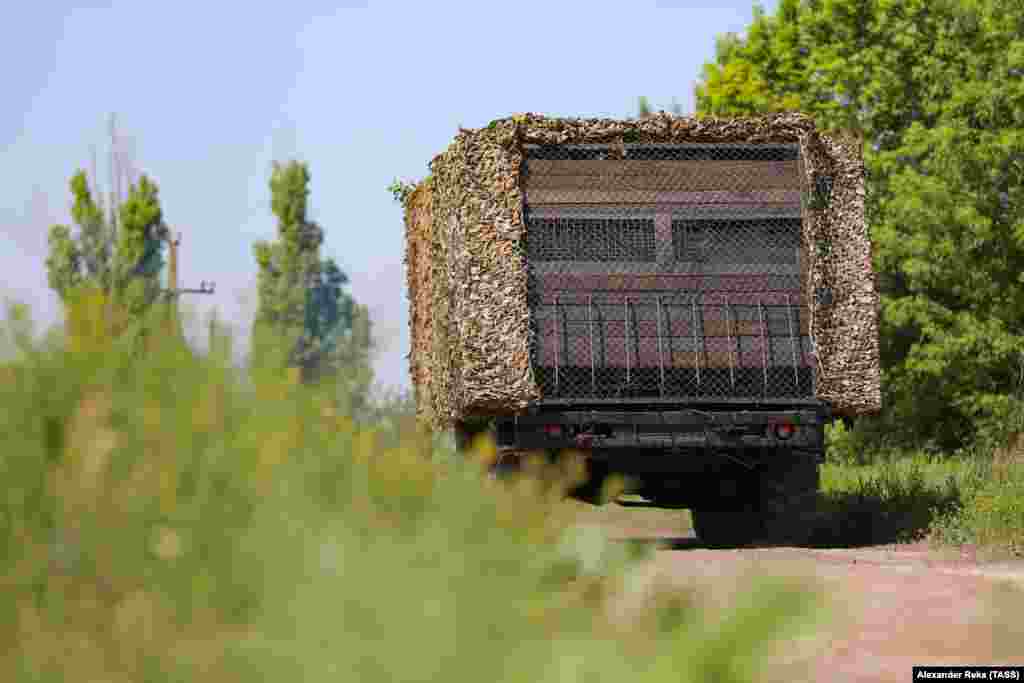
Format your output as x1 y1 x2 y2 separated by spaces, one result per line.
251 160 373 395
635 95 685 119
46 116 168 341
251 160 320 373
637 96 654 118
694 0 1024 451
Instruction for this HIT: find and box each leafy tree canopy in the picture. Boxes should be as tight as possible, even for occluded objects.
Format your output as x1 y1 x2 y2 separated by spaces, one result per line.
252 161 373 400
46 169 167 327
695 0 1024 450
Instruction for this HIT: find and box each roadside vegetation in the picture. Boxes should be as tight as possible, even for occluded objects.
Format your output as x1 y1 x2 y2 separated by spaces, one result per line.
0 296 826 683
817 421 1024 557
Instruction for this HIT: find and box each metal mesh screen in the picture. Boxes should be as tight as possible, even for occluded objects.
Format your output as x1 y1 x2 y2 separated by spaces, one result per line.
523 143 815 402
529 218 656 262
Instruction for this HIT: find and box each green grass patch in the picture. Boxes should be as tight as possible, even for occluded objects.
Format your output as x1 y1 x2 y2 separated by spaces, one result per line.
812 454 969 547
818 443 1024 556
926 456 1024 558
824 412 1024 555
0 296 826 683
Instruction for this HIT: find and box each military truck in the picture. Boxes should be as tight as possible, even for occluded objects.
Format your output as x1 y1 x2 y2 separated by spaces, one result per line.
404 112 880 547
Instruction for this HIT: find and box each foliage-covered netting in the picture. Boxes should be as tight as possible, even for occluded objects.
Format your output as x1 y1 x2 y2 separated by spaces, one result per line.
405 112 879 429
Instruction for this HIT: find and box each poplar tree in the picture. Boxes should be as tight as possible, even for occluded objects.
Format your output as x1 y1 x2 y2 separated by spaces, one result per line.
46 116 168 337
251 160 373 396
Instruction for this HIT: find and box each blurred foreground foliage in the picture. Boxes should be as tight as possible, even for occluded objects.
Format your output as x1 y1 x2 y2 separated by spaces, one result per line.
0 291 824 683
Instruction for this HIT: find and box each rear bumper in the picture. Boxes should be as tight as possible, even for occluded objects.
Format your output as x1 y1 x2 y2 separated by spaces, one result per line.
495 405 828 454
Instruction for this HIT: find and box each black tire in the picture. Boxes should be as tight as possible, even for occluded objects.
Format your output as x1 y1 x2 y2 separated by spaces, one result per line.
757 455 821 546
639 479 691 509
692 454 820 548
692 509 763 548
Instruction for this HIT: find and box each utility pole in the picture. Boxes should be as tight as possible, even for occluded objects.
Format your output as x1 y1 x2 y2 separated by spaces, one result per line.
161 230 215 339
162 231 216 299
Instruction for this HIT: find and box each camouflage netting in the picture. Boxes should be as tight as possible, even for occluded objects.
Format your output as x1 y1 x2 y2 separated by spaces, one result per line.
403 180 435 425
404 112 881 429
799 130 881 416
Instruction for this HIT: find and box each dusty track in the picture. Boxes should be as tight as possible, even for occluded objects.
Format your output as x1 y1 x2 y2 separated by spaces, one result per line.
582 501 1024 682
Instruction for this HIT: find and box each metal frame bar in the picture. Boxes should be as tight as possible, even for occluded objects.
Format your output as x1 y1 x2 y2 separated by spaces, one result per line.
536 397 826 407
725 299 736 392
785 294 800 391
588 295 596 395
656 295 666 397
693 298 702 387
524 142 803 152
624 296 631 386
530 206 803 222
554 294 561 394
801 302 815 397
758 297 769 399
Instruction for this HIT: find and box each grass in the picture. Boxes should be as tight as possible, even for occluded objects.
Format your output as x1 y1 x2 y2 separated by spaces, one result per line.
817 447 1024 557
811 454 969 547
0 292 827 683
926 449 1024 557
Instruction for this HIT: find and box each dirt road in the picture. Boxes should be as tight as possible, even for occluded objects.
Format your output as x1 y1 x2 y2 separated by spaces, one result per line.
582 501 1024 682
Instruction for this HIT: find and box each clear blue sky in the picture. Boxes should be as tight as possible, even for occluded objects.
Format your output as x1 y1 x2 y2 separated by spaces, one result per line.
1 0 776 391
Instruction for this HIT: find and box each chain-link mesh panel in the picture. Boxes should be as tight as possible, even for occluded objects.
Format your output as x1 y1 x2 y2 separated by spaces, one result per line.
524 143 815 402
528 217 656 262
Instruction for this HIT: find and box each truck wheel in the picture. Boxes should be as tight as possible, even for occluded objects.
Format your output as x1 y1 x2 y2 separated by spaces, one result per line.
691 509 763 548
692 455 820 548
758 455 821 546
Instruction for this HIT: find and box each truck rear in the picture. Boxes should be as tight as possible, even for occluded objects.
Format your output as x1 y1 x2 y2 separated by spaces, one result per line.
465 140 826 545
406 113 878 547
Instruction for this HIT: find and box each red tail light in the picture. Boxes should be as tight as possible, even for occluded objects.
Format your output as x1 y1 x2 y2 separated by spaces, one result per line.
544 424 563 438
774 423 795 440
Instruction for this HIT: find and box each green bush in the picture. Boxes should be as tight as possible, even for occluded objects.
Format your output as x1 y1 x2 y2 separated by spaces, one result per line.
0 294 824 682
824 418 864 465
820 445 1024 556
927 450 1024 557
817 454 966 546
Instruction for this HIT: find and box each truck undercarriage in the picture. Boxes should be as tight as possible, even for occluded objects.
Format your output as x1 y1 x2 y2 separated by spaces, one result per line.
456 402 826 546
